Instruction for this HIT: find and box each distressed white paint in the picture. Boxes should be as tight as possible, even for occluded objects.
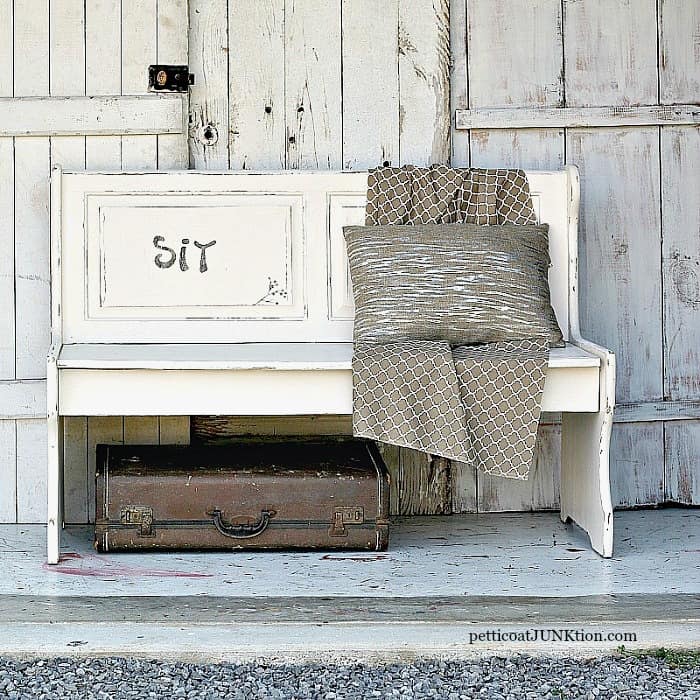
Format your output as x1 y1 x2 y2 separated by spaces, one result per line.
0 96 186 136
0 421 16 523
456 104 700 130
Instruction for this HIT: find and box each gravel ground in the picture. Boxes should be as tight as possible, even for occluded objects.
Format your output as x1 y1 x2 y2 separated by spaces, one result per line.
0 654 698 699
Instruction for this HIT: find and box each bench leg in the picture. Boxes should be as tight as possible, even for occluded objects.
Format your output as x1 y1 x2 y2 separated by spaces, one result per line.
560 345 615 558
47 357 63 565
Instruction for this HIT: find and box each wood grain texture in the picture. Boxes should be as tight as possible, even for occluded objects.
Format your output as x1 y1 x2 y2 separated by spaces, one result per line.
665 420 700 504
468 0 563 108
0 1 14 380
478 423 561 512
228 0 285 169
398 0 450 165
469 129 564 170
397 450 452 516
16 419 47 522
86 417 123 523
449 0 468 167
662 127 700 401
609 423 664 508
191 415 353 441
563 0 658 107
285 0 341 170
341 0 399 170
659 0 700 104
567 128 662 404
189 0 229 168
0 420 16 522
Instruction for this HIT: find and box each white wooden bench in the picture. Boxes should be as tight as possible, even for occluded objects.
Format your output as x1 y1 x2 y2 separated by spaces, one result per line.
47 165 615 564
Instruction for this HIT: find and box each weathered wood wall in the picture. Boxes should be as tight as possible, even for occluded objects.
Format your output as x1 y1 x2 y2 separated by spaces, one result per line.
452 0 700 512
0 0 190 524
1 0 698 521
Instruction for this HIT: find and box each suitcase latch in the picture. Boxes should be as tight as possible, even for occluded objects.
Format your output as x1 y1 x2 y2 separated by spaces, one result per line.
329 506 364 537
120 505 155 537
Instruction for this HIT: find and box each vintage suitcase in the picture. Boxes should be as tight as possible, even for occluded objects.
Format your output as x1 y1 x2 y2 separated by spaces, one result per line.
94 438 390 552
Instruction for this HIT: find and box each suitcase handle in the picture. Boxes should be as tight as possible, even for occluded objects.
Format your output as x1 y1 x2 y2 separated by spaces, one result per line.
210 508 275 539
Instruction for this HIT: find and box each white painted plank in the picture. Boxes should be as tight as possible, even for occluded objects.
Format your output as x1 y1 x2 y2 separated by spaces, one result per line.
0 95 186 137
63 417 87 524
228 0 285 169
85 0 123 168
450 0 469 167
456 105 700 130
0 0 14 380
610 423 664 508
15 419 47 523
659 0 700 105
157 0 188 169
478 424 561 513
662 127 700 401
86 417 123 523
564 0 658 107
13 1 50 380
567 128 662 404
398 0 450 165
341 0 399 170
665 420 700 505
0 380 46 419
284 0 341 170
467 0 563 108
188 0 229 168
397 451 452 516
0 420 16 523
121 0 158 168
469 129 565 170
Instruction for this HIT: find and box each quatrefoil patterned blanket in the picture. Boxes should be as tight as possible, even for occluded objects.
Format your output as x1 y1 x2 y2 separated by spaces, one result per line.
350 165 550 480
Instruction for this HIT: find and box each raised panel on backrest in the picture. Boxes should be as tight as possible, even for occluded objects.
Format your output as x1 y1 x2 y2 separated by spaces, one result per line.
55 169 573 345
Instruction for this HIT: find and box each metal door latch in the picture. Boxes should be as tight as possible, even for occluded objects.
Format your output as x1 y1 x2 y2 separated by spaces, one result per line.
329 506 364 537
120 505 155 537
148 65 194 92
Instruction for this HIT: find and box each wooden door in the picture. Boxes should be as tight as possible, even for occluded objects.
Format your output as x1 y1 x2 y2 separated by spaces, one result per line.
0 0 190 524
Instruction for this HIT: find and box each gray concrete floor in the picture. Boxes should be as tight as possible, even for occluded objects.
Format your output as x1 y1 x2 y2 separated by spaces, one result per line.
1 509 698 660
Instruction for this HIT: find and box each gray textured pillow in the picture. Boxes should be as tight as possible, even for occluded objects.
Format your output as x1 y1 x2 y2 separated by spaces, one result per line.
343 223 564 347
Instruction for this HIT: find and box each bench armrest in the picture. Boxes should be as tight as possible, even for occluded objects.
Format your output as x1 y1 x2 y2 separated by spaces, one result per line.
568 333 615 414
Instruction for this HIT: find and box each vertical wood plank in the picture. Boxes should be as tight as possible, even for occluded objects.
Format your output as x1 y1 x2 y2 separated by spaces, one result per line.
0 0 15 380
189 0 229 168
450 0 469 167
13 0 50 380
478 423 561 512
124 417 160 444
62 417 87 523
567 128 662 403
468 0 563 108
85 0 122 168
659 0 700 104
121 0 157 168
398 0 450 166
16 418 47 523
662 127 700 401
397 450 451 516
87 417 123 523
50 0 88 524
157 0 188 169
228 0 285 169
341 0 399 170
610 422 665 507
159 416 191 444
285 0 342 170
564 0 658 106
469 130 565 170
665 420 700 504
0 421 16 522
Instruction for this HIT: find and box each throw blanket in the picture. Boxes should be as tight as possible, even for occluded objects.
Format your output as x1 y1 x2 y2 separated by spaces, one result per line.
351 165 549 480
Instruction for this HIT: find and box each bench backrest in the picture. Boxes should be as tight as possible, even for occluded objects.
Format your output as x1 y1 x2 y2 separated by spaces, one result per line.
51 167 580 346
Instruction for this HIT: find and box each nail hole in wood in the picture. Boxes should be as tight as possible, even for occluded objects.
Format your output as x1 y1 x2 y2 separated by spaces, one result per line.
383 161 390 167
288 135 296 144
265 105 272 114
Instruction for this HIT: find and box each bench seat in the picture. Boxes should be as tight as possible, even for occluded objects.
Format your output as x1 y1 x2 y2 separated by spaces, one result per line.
56 342 600 416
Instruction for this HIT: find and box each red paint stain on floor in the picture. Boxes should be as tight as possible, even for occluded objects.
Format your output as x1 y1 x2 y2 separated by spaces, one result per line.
43 551 213 578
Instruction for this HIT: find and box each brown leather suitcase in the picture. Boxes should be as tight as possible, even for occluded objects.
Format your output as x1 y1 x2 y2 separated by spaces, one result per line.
94 438 390 552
